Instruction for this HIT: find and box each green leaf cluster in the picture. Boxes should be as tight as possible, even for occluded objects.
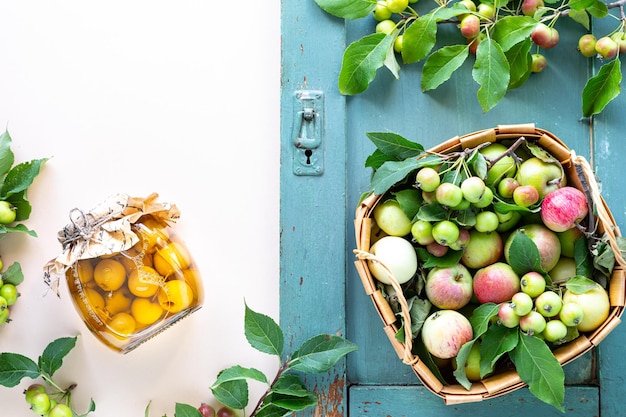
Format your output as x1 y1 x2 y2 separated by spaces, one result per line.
174 302 357 417
317 0 624 116
0 130 47 236
0 336 96 416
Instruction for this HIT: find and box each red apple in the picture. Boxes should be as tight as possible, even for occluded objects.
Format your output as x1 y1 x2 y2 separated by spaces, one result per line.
461 230 503 269
425 263 474 310
541 186 589 232
521 0 544 16
504 223 561 272
460 14 481 39
421 310 473 359
531 23 559 49
473 262 521 304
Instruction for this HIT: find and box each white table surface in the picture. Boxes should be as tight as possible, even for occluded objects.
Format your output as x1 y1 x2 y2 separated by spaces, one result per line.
0 2 280 416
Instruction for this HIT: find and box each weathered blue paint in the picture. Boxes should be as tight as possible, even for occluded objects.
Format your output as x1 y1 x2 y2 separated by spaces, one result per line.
281 2 626 416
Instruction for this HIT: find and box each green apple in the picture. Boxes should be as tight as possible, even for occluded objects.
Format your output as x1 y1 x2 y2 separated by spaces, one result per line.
511 292 533 316
557 227 584 258
559 301 585 327
0 201 17 224
520 271 546 297
519 310 547 335
548 257 577 282
479 143 516 186
515 157 565 198
535 290 563 317
373 199 412 237
543 319 568 342
461 229 503 269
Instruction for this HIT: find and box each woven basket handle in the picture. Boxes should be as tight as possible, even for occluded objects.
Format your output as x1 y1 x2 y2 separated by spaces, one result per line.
572 151 626 269
353 249 418 365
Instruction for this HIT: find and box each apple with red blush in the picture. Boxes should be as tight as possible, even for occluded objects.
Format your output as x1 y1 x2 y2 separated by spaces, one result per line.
541 186 589 232
421 310 473 359
425 263 474 310
473 262 521 304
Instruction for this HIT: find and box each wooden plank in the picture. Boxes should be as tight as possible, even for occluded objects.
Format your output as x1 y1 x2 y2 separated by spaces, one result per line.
590 16 626 417
349 385 600 416
280 1 349 416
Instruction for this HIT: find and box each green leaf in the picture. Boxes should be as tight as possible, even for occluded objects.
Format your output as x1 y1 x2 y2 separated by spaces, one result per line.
314 0 374 19
421 44 469 91
506 229 545 275
0 223 37 237
401 12 438 64
586 0 608 18
211 379 249 410
288 334 357 373
38 336 78 378
563 276 600 294
505 39 532 89
244 301 284 357
271 374 313 397
2 262 24 286
365 149 394 170
339 33 394 95
0 353 40 387
421 248 464 268
582 59 622 117
394 188 422 220
568 0 597 9
491 16 537 52
469 303 500 338
365 132 424 159
0 130 15 177
0 158 48 199
371 159 421 195
407 296 432 336
416 203 448 222
510 334 565 411
452 340 476 389
480 325 519 378
212 365 269 387
254 402 292 417
173 403 203 417
473 39 510 113
574 237 593 277
264 391 318 411
568 8 590 29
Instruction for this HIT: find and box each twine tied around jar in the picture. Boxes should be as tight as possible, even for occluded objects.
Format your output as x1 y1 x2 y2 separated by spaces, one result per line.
572 151 626 269
43 192 180 296
353 248 419 365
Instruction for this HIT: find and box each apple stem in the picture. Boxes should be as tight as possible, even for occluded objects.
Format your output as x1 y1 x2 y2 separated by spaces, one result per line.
485 136 526 170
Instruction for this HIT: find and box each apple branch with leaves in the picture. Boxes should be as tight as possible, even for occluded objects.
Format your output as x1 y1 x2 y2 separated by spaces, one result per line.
315 0 626 116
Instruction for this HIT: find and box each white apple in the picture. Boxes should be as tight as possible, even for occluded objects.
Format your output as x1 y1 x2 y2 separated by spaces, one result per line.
425 263 473 310
421 310 473 359
368 236 418 285
541 186 589 232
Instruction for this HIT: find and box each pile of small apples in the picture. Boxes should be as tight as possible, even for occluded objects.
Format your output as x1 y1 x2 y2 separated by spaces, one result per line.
366 138 611 373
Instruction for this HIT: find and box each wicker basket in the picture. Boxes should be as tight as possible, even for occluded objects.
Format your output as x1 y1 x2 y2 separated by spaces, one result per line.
353 123 626 404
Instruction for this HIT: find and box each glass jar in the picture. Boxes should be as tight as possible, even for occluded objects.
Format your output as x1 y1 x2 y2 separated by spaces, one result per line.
64 214 203 353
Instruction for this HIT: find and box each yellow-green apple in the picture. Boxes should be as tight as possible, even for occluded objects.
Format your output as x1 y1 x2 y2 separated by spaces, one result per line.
578 34 598 57
373 199 412 236
504 223 562 272
432 220 460 246
595 36 618 59
511 291 533 316
519 310 547 335
461 230 503 269
479 143 516 186
461 176 486 203
473 262 520 304
557 227 585 258
535 290 563 317
531 53 547 73
515 157 565 198
497 177 519 198
411 220 435 245
421 310 473 359
549 257 576 282
611 32 626 54
368 236 418 285
513 184 539 207
425 263 474 309
453 340 484 381
562 283 610 332
435 183 464 208
558 301 585 327
496 210 522 232
541 186 589 232
543 319 568 342
415 167 441 192
520 271 546 297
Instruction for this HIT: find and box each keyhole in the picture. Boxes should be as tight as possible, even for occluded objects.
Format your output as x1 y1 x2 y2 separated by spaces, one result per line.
305 149 312 164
